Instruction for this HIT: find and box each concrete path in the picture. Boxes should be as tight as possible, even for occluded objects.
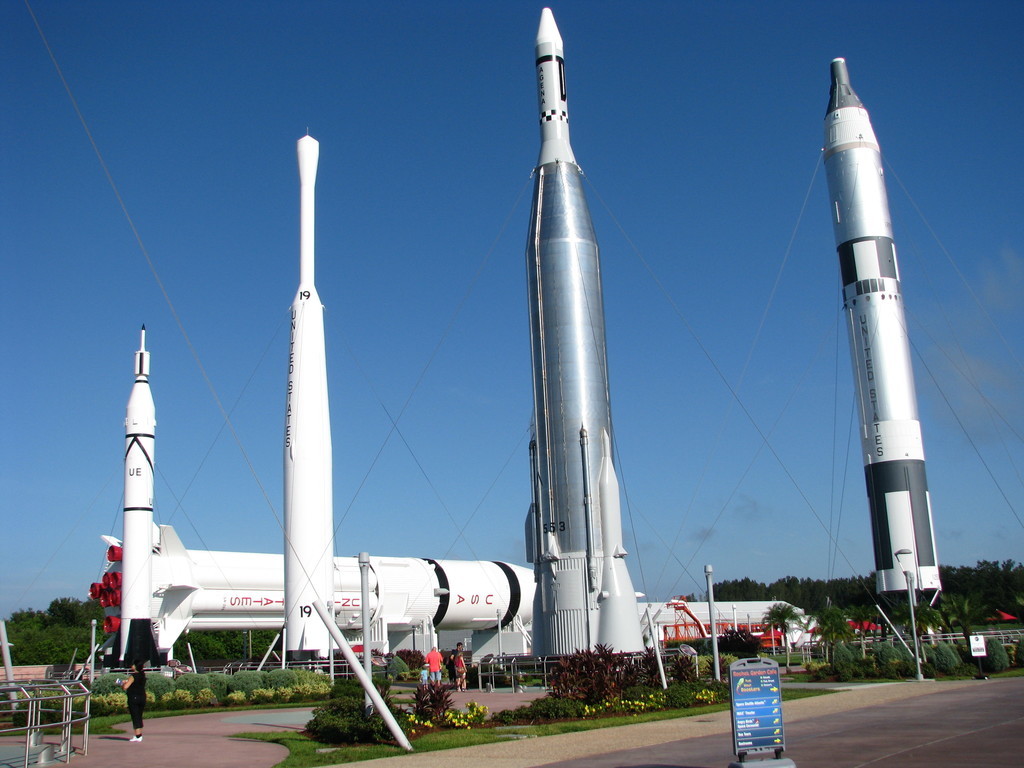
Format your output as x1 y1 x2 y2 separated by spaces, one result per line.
352 678 1022 768
4 678 1020 767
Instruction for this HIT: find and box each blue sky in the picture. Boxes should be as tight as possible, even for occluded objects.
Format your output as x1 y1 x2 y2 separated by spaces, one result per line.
3 1 1022 620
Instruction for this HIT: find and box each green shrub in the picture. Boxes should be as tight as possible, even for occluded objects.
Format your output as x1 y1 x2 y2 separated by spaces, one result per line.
193 688 217 707
225 691 248 706
982 639 1010 673
307 696 394 745
146 673 175 699
621 684 660 701
930 643 961 674
805 660 831 680
664 681 728 708
387 654 409 678
173 673 212 695
90 693 127 716
250 688 277 704
207 672 230 700
1016 639 1024 668
292 681 331 701
833 643 856 665
330 677 365 700
665 682 699 708
90 673 124 695
688 638 713 656
228 671 267 696
266 668 299 689
874 643 913 672
492 696 586 724
159 689 194 710
293 668 330 686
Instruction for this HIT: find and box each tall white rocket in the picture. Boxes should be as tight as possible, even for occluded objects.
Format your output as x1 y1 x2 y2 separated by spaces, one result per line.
525 9 643 655
823 59 940 593
283 135 335 659
119 326 160 664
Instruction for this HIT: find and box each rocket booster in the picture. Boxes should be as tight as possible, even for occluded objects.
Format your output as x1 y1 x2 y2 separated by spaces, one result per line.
823 59 940 593
119 326 160 665
283 135 335 659
95 523 534 654
525 8 642 654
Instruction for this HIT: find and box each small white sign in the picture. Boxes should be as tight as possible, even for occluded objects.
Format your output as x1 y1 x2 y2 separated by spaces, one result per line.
969 635 987 657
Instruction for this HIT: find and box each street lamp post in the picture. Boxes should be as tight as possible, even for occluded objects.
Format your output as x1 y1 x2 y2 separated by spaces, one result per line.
894 548 924 681
705 565 721 681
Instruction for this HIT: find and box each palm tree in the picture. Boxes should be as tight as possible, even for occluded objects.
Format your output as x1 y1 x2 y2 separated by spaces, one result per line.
939 594 990 645
811 605 854 663
762 603 800 671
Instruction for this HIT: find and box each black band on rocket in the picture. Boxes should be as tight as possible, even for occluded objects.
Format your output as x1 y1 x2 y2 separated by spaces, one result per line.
838 236 898 286
492 560 522 628
864 459 936 571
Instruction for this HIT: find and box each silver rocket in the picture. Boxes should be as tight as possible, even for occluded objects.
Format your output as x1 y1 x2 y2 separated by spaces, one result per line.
525 8 643 654
118 326 160 665
283 135 335 658
823 59 940 593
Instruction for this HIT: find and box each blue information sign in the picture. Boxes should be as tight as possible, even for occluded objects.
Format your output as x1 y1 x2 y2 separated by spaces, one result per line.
729 657 785 758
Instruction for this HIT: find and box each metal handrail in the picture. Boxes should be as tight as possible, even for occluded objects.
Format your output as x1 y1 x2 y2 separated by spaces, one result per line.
0 680 90 767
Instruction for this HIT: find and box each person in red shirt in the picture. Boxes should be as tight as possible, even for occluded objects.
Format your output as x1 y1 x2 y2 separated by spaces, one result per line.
425 646 443 683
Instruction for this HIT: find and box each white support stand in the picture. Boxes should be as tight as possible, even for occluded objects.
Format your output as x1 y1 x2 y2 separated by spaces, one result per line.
313 600 412 751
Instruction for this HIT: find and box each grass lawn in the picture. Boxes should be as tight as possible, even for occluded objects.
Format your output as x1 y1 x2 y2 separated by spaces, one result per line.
233 689 832 767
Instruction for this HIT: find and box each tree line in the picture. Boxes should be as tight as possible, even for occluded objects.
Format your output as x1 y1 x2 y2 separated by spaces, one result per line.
705 559 1024 614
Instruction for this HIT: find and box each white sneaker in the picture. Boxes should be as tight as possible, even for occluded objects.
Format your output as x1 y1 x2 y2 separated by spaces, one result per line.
129 736 142 742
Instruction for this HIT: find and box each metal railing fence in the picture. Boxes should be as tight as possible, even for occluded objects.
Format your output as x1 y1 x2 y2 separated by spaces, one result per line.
0 680 90 767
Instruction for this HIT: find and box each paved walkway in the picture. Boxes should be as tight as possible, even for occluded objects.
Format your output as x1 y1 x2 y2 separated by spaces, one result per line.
352 677 1022 768
4 678 1021 767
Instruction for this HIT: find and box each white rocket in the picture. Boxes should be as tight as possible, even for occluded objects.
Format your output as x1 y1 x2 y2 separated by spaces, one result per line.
823 59 940 593
118 326 161 664
95 522 533 654
283 135 335 659
524 9 643 654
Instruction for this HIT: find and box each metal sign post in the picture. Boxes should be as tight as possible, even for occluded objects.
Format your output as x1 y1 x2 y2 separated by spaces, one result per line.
969 635 987 679
728 657 795 767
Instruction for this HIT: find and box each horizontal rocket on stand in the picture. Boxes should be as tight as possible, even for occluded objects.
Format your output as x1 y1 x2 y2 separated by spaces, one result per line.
94 522 533 653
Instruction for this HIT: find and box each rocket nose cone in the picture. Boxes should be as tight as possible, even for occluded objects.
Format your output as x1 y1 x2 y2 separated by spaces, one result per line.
827 56 862 114
537 8 563 49
297 135 320 183
831 58 851 87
